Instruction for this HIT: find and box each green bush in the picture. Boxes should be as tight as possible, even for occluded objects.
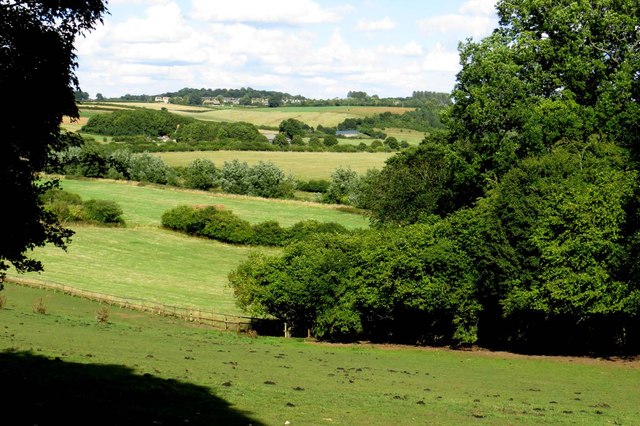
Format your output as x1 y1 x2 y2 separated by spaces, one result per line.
82 199 125 225
200 209 254 244
252 221 286 246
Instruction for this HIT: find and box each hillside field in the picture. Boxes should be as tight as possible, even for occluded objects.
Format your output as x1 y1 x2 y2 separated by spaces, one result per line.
1 283 638 425
6 178 368 315
156 150 393 180
77 102 414 128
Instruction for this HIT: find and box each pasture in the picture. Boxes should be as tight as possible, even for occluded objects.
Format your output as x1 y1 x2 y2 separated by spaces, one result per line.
156 151 393 181
1 283 639 425
6 177 368 315
77 102 414 128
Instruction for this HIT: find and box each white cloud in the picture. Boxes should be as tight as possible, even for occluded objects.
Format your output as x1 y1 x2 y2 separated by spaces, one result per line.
421 43 461 73
459 0 498 16
419 0 498 40
377 42 423 57
420 14 495 40
190 0 348 24
356 17 396 32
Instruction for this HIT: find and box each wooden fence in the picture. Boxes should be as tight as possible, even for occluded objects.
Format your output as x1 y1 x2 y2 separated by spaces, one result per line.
6 277 256 332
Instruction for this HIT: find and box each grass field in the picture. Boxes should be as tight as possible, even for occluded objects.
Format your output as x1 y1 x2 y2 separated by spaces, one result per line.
77 102 414 128
156 151 393 181
6 177 368 314
1 283 638 425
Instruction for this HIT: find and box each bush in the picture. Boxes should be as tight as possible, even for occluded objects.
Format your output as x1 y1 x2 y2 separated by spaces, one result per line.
296 179 330 193
283 220 348 243
252 221 286 246
161 205 205 234
83 199 125 225
182 158 218 190
200 209 254 244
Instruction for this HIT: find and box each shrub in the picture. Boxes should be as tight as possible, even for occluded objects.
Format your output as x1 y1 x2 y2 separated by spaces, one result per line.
161 205 205 234
296 179 330 193
83 199 125 225
252 221 286 246
96 306 110 323
42 189 85 222
200 209 255 244
283 220 348 243
323 135 338 147
33 298 46 314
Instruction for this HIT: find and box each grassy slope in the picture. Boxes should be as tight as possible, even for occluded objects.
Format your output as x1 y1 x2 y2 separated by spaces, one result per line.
156 150 393 181
7 178 368 314
1 283 638 426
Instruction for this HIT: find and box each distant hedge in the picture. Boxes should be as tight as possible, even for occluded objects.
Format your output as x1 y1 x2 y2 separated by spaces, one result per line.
161 205 349 246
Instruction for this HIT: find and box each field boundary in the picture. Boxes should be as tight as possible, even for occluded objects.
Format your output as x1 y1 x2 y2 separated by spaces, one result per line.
6 276 258 332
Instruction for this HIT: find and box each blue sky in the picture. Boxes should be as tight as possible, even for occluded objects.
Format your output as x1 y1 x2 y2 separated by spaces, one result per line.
76 0 499 99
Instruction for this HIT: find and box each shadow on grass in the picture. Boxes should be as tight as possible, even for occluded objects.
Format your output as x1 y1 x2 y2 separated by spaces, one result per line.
0 350 263 425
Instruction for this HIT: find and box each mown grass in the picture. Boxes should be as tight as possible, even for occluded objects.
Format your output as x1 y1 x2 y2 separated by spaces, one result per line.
1 283 638 425
56 178 370 228
156 150 393 181
7 177 368 314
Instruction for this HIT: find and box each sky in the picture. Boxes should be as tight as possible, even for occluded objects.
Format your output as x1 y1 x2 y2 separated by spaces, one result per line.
75 0 500 100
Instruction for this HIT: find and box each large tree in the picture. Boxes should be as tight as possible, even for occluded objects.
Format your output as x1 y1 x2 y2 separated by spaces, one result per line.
0 0 108 281
447 0 640 180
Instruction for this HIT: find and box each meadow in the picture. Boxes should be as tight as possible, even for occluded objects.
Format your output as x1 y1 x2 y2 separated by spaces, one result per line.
1 283 638 425
81 103 414 128
7 104 636 425
156 150 393 180
7 178 368 315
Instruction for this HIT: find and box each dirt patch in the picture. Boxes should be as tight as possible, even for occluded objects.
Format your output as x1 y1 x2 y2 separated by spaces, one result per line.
305 340 640 368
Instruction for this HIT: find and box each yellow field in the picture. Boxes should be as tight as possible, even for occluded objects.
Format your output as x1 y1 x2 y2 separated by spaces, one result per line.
156 150 393 180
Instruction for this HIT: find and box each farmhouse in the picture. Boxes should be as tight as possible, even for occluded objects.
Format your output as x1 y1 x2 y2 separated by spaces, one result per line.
154 96 170 103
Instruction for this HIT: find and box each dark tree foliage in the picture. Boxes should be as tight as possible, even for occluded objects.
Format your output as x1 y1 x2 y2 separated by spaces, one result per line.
0 0 107 280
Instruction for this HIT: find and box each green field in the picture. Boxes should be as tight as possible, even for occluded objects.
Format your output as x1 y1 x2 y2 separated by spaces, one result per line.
6 178 368 314
156 151 393 181
77 102 414 128
1 283 638 425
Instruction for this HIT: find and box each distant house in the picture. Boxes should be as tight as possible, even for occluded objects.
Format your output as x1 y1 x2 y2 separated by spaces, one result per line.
154 96 170 103
336 130 360 138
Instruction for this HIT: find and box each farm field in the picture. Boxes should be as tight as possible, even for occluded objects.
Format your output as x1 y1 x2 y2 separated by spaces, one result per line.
1 283 639 426
6 177 368 314
156 150 393 181
77 102 414 128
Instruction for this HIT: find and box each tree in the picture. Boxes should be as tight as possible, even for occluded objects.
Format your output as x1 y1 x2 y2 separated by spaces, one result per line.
182 158 218 191
0 0 107 282
363 143 476 225
447 0 640 181
323 135 338 147
273 133 289 148
278 118 309 139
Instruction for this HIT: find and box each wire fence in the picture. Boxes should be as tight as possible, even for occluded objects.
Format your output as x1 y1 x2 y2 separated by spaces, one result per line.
6 277 257 332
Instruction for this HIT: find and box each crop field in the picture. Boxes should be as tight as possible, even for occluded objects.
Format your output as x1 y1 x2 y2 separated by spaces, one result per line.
156 151 393 181
2 283 639 425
